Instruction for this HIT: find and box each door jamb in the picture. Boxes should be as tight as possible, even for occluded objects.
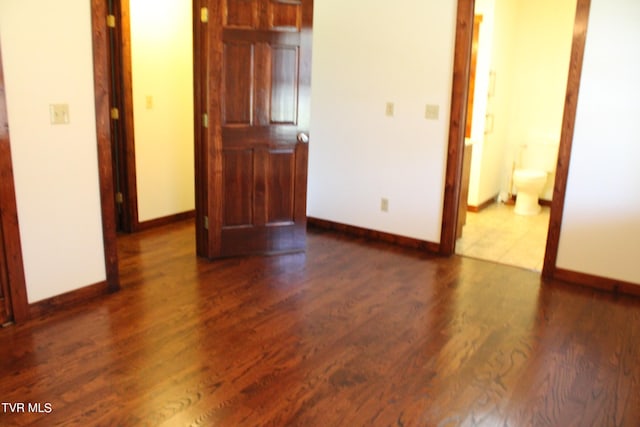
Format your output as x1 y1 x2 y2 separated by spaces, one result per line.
542 0 591 278
193 0 220 259
107 0 140 233
440 0 592 280
0 44 29 323
440 0 475 256
91 0 121 292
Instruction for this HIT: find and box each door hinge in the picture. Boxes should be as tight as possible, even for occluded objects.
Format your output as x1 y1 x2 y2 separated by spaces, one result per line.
110 108 120 120
116 192 124 204
107 14 116 28
204 216 209 230
200 7 209 23
202 113 209 128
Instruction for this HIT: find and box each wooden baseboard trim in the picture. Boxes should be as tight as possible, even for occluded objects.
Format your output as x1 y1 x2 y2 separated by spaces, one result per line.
553 268 640 297
539 198 552 207
307 217 440 254
467 194 498 213
136 210 195 232
29 280 112 319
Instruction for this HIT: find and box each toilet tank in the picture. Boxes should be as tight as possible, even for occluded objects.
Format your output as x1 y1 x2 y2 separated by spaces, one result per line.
520 138 559 172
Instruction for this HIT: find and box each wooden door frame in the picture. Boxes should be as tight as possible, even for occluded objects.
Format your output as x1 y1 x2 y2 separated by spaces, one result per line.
440 0 592 280
192 0 215 258
107 0 140 233
91 0 121 293
0 44 29 323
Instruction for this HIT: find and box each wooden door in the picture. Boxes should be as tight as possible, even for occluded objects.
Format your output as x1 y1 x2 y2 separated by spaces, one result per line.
195 0 313 258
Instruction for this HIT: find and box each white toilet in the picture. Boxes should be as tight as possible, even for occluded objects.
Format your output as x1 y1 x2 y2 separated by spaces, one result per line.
513 139 559 216
513 169 547 215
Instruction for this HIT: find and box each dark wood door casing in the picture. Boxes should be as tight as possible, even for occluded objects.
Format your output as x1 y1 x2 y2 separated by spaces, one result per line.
106 0 139 233
0 48 12 325
0 44 29 323
195 0 313 259
91 0 121 293
440 0 475 256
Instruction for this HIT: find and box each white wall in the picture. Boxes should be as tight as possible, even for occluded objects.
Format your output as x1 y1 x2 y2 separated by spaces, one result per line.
308 0 457 242
130 0 194 222
557 0 640 285
0 0 106 302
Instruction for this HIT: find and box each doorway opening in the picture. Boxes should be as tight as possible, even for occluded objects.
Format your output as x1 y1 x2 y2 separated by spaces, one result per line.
455 0 577 271
106 0 196 235
441 0 591 280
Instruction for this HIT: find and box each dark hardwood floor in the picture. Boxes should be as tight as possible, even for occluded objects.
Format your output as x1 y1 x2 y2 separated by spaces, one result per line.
1 220 639 426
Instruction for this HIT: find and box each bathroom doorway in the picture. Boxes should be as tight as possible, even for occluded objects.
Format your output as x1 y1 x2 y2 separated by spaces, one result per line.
454 0 577 271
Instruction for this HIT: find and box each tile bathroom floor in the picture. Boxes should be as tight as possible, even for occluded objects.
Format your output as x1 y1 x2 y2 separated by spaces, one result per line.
455 202 550 271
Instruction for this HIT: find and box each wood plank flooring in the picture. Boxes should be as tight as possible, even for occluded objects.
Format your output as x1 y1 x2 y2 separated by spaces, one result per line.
1 220 639 426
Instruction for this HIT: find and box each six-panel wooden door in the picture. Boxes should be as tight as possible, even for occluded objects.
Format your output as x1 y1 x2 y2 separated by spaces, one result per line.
195 0 313 258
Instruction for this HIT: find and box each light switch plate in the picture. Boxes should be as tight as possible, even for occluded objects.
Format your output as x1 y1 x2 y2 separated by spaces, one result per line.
49 104 70 125
425 104 440 120
385 102 395 117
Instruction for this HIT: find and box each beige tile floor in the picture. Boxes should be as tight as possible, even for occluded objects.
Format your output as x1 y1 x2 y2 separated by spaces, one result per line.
455 202 550 271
